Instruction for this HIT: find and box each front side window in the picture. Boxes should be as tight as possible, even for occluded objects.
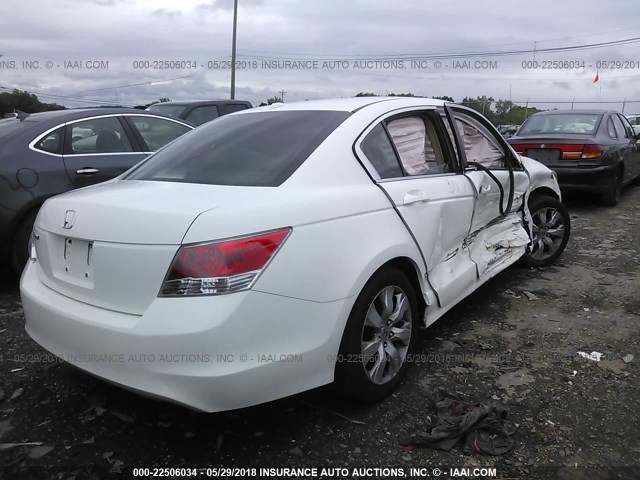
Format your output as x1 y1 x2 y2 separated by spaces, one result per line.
454 116 504 168
129 116 191 151
360 124 403 179
184 106 219 126
617 114 636 139
611 114 628 139
125 110 350 187
221 103 249 115
146 104 187 119
68 117 133 154
34 126 64 154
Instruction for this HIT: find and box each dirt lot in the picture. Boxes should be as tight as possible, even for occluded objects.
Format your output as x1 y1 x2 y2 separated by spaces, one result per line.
0 186 638 480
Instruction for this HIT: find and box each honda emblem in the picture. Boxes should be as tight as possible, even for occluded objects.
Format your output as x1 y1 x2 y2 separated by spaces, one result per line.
63 210 76 229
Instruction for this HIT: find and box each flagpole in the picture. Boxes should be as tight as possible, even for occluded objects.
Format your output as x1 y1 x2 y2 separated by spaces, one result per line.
599 75 602 104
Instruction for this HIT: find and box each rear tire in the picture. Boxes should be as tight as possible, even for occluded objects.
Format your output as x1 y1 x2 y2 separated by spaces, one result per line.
522 195 570 267
333 268 419 401
10 211 37 275
599 168 622 207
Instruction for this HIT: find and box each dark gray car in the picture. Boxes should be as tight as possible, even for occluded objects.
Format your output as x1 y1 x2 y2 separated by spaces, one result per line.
0 108 193 273
146 100 252 126
508 110 640 206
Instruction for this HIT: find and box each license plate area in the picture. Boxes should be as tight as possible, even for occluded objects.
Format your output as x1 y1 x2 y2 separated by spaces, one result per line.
526 149 560 162
60 237 94 287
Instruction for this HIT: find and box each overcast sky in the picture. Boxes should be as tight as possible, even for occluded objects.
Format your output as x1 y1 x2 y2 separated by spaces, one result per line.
2 0 640 111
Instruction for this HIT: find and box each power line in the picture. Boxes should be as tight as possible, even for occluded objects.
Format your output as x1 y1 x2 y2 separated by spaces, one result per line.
237 36 640 62
239 28 640 58
72 75 193 95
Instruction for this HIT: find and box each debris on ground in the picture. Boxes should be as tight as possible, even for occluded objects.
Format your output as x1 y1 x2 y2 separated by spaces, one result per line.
103 450 125 473
398 388 516 455
622 354 634 364
577 351 603 362
110 411 134 423
27 445 54 459
522 291 540 301
0 445 28 467
288 446 304 458
9 388 24 400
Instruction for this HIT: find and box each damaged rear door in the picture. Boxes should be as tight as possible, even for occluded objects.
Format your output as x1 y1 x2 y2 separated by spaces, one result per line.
444 105 531 278
356 109 478 309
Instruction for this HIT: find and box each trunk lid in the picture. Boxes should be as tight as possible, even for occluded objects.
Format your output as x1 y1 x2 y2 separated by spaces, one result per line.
508 135 601 163
33 180 277 315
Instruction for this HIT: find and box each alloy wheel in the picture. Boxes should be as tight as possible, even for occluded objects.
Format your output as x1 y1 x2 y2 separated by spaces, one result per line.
529 206 566 261
360 285 412 384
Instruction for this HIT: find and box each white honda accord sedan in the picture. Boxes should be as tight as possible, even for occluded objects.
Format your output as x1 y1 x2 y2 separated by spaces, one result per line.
20 97 570 412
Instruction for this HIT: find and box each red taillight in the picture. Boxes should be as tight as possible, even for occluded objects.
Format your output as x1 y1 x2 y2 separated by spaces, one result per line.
160 228 291 296
512 143 605 160
581 144 605 159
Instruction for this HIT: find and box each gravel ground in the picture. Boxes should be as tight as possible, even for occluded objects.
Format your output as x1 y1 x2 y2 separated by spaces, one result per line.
0 186 638 480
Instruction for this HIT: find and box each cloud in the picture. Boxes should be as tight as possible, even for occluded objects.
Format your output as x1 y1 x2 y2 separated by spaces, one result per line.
0 0 637 109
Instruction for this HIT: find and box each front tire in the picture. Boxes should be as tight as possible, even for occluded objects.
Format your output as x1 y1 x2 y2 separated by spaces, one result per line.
522 195 570 267
334 268 419 401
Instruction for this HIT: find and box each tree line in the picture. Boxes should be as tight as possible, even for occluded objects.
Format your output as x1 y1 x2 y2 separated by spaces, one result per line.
1 87 542 127
353 92 542 126
0 89 65 118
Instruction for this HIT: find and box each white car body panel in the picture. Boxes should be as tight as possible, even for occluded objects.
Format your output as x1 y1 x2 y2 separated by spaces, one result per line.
20 97 566 412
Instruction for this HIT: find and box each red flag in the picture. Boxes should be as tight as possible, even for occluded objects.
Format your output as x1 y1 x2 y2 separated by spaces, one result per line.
593 71 600 83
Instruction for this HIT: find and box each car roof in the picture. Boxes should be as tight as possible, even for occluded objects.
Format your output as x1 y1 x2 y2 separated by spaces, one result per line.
528 109 614 116
249 97 447 113
151 100 252 107
12 107 161 124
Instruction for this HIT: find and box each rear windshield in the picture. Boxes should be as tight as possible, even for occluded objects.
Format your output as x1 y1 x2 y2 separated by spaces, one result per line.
519 113 601 135
125 110 350 187
146 104 188 119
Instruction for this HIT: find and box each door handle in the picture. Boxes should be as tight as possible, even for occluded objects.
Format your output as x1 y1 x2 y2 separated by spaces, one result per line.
76 168 99 175
480 184 492 194
403 190 429 205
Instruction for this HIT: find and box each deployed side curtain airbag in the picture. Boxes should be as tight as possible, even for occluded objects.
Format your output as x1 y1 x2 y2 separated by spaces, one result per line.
457 120 503 167
387 117 430 176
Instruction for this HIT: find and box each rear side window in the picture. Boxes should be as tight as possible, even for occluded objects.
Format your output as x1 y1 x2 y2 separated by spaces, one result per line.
68 117 133 154
360 124 403 179
128 116 191 151
34 126 64 154
125 111 350 187
386 116 449 175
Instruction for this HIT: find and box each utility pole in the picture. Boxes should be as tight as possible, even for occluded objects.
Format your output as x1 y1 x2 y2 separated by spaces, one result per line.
279 89 286 102
230 0 238 100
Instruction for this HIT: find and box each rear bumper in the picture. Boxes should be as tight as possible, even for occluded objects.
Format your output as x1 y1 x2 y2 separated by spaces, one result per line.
548 163 617 193
20 260 354 412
